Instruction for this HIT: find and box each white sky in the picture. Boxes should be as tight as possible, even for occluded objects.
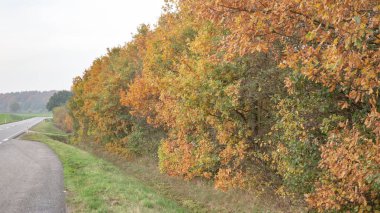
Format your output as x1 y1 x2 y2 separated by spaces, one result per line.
0 0 165 93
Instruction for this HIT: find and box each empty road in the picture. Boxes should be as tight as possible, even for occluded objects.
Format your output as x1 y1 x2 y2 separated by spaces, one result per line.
0 117 66 213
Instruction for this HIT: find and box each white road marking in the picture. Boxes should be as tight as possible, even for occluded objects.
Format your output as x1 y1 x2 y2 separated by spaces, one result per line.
0 117 47 145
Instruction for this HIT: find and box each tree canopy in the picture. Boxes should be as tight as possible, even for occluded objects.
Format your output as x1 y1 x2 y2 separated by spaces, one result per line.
46 90 73 111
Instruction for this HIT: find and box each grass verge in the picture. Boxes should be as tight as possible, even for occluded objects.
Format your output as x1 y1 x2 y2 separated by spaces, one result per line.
80 144 306 213
22 121 187 213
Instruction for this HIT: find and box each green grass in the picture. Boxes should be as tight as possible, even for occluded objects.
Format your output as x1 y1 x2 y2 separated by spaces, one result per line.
28 120 70 143
0 113 51 125
31 119 66 135
0 114 31 124
22 121 187 213
83 147 298 213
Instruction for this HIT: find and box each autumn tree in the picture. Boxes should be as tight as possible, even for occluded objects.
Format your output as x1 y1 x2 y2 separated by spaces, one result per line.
68 25 164 158
121 10 289 190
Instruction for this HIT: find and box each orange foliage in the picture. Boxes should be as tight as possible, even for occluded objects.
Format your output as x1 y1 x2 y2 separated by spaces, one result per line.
306 125 380 211
182 0 380 132
120 75 160 126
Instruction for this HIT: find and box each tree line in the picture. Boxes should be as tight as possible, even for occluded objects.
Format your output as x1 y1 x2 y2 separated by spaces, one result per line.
0 91 56 113
59 1 379 211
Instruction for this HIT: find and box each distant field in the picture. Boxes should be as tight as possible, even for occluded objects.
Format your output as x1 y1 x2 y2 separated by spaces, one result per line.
0 113 51 125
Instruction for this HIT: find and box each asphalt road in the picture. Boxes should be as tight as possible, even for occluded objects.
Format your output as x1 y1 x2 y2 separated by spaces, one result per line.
0 118 66 213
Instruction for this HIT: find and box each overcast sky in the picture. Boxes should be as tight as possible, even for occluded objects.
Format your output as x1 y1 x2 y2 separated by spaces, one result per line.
0 0 164 93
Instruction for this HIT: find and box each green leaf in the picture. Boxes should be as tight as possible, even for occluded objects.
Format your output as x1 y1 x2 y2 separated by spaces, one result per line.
306 31 316 41
353 16 361 24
